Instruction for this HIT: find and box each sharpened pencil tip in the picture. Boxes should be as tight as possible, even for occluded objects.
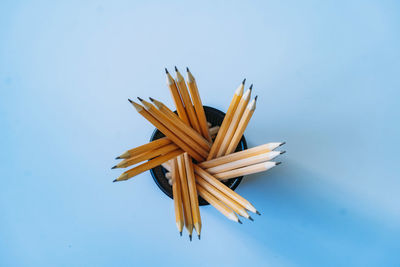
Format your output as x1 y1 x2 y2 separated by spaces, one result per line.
249 84 253 90
186 67 190 72
128 99 133 103
280 151 286 155
189 235 192 241
149 97 154 102
113 179 118 183
256 211 261 216
137 97 143 102
238 219 243 224
279 142 286 147
249 216 254 221
165 68 169 74
276 162 282 166
115 156 121 160
255 95 258 101
111 165 117 169
179 231 182 236
175 66 178 72
198 235 200 240
242 78 246 84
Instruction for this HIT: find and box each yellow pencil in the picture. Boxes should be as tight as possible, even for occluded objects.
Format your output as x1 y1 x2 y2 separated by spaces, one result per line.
217 86 252 157
184 153 202 239
129 100 204 162
175 67 201 133
213 161 280 180
177 155 194 240
114 149 183 181
116 137 171 159
207 80 245 160
166 68 190 125
186 68 212 142
225 96 257 155
171 158 184 235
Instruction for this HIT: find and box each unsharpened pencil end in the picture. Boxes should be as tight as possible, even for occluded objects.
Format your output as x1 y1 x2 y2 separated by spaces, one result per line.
149 97 154 102
280 151 286 155
238 219 243 224
276 162 282 166
249 216 254 221
113 179 118 183
111 165 117 169
189 235 192 241
165 68 169 74
279 142 286 147
256 211 261 216
137 97 143 102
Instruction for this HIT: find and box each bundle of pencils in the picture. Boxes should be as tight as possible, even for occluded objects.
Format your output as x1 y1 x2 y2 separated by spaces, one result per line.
112 67 285 240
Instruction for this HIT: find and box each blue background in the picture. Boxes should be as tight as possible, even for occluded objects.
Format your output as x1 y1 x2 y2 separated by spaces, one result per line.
1 1 399 266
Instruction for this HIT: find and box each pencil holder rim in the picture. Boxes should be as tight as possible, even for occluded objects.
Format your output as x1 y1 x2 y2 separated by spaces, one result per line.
149 105 247 206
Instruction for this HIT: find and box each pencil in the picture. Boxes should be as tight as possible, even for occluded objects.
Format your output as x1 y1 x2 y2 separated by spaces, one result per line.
186 68 212 142
209 125 219 137
213 161 281 180
149 97 211 151
224 96 257 155
177 155 194 240
196 184 241 223
129 100 205 162
138 98 209 156
199 142 285 169
171 159 184 235
166 68 190 124
116 137 171 159
205 151 284 174
175 67 201 133
193 164 259 214
207 80 245 160
114 149 183 181
216 86 252 157
184 153 202 239
196 175 252 220
113 143 178 169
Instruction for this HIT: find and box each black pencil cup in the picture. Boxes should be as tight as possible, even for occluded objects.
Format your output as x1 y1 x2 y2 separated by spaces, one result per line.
149 106 247 206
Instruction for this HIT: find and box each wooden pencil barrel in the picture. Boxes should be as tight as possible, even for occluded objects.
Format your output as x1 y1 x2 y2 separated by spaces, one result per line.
150 106 247 206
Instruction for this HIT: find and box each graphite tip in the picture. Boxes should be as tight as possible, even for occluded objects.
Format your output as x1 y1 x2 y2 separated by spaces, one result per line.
249 84 253 90
165 68 169 74
115 156 121 160
179 231 182 237
186 67 190 72
137 97 143 102
256 211 261 216
238 219 243 224
198 235 201 240
189 235 192 241
175 66 178 72
280 151 286 155
249 216 254 221
242 78 246 84
111 165 117 169
279 142 286 147
149 97 154 102
112 179 118 183
255 95 258 101
128 99 133 103
276 162 282 166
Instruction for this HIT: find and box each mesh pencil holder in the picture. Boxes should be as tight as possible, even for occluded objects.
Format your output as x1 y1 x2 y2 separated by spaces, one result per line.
149 105 247 206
